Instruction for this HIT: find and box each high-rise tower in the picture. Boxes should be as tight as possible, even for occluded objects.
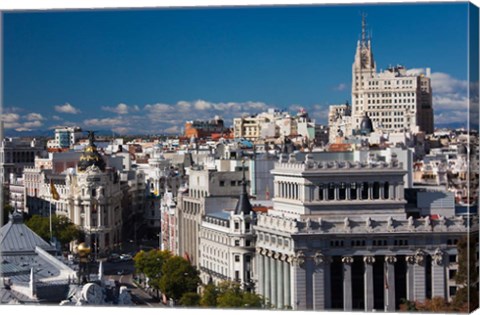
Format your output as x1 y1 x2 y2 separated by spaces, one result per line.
350 15 433 135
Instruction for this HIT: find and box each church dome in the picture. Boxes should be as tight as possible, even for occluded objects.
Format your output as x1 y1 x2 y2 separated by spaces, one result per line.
360 113 374 133
78 131 106 172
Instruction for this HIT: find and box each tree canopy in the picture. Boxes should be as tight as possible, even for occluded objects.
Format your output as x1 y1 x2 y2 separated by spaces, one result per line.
202 281 264 309
26 214 84 249
159 255 200 302
133 249 172 291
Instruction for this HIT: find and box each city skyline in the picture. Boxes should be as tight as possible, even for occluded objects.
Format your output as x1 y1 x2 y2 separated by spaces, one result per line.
3 2 472 135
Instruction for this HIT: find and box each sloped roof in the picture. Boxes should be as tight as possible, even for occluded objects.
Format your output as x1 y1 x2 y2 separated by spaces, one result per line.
0 212 53 254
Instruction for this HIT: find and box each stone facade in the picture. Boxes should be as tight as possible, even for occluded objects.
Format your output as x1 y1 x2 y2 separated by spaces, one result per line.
350 16 433 135
254 155 472 311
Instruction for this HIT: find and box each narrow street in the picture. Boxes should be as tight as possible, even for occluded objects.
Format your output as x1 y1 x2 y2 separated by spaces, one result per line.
102 260 165 307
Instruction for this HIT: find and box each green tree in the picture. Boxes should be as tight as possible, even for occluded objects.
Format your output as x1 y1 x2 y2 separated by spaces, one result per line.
26 214 83 249
159 256 200 302
179 292 201 306
214 281 264 309
133 249 172 291
216 281 244 308
200 283 218 307
452 234 479 312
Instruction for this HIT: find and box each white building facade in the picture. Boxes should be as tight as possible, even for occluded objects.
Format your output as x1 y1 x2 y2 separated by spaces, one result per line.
254 153 471 311
350 16 434 135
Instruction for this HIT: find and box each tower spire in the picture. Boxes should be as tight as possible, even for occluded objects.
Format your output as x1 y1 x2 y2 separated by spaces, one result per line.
234 159 252 215
361 12 368 48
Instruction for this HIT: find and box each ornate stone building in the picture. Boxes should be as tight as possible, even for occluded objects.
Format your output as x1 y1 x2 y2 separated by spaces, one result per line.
198 166 256 290
254 153 472 311
66 132 123 254
348 16 434 135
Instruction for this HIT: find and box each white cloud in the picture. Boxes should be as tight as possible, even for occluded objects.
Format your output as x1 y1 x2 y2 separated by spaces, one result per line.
334 83 347 91
55 103 81 114
433 94 468 110
24 113 45 121
112 127 131 135
194 100 212 111
144 103 171 114
1 113 20 123
4 122 21 129
164 126 180 134
52 115 62 121
431 72 468 95
23 120 43 128
84 117 124 127
101 103 139 115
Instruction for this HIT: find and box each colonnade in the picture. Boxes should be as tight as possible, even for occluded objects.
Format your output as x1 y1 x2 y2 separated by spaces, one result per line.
256 249 447 311
274 181 404 201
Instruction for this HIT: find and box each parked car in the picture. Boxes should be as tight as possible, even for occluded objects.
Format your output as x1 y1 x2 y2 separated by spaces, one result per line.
107 253 121 263
120 254 133 261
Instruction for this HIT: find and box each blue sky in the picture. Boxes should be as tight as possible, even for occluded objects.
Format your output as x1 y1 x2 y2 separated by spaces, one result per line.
2 2 473 134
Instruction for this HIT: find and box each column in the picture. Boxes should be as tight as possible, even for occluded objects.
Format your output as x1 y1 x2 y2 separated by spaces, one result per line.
256 248 264 296
431 250 446 299
342 256 354 311
292 253 306 310
368 183 373 200
270 252 277 307
384 256 396 312
405 255 415 301
313 252 328 310
389 183 395 200
364 256 375 312
413 251 426 302
283 255 291 308
379 182 385 199
264 250 271 303
276 254 284 308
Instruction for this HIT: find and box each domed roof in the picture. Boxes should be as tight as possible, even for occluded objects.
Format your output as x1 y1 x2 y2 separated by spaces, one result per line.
360 113 374 133
78 131 106 172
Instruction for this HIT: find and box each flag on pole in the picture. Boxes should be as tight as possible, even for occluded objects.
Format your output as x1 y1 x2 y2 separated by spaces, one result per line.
50 180 60 200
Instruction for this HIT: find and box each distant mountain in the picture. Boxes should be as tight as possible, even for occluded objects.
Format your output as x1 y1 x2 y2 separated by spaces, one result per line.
4 129 122 138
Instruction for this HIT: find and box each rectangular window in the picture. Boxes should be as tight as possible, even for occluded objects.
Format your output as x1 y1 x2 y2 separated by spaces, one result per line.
449 270 457 280
235 255 240 262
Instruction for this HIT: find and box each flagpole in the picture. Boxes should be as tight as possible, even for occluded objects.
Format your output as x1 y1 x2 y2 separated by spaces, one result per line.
49 180 53 244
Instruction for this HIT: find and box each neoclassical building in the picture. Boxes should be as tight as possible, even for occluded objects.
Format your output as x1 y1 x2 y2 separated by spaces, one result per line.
198 167 256 290
67 133 123 254
254 153 472 311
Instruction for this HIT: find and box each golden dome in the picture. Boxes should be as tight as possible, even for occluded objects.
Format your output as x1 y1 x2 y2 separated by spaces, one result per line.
77 242 91 254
